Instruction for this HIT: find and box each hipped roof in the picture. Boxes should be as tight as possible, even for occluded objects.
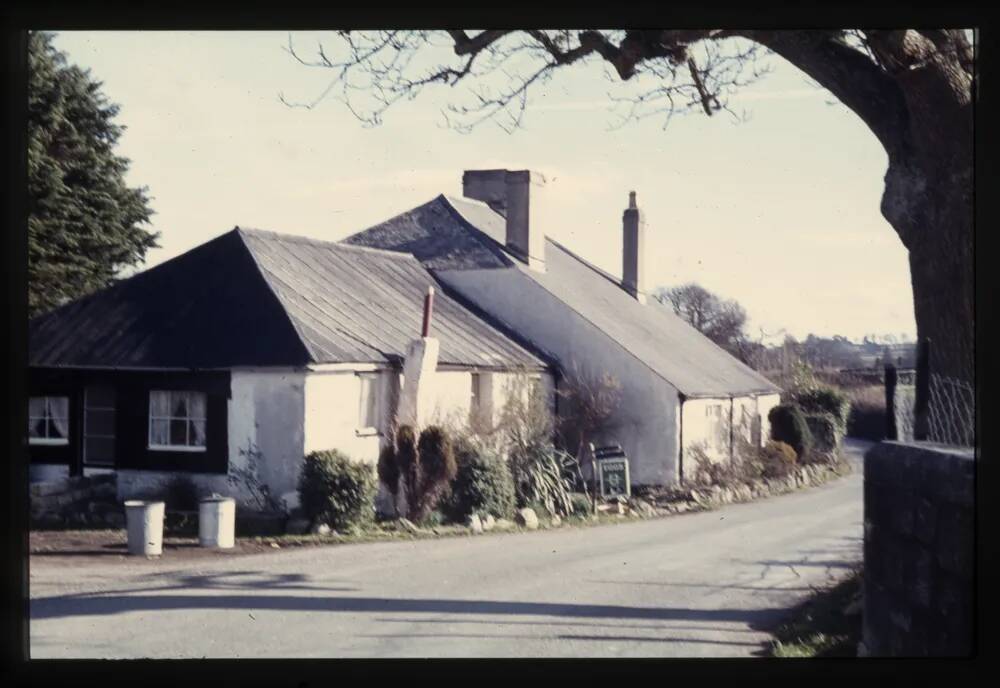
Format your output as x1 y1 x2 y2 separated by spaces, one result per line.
29 227 549 371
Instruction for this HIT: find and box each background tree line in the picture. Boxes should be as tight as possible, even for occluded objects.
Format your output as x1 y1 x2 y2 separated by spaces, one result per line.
652 282 916 374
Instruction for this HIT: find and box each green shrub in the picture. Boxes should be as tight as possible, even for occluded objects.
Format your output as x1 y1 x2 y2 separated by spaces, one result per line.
769 404 814 458
526 500 551 518
691 438 767 487
795 386 851 428
569 492 594 515
509 445 576 516
804 413 844 455
442 437 516 522
298 449 377 530
761 441 798 479
419 509 445 528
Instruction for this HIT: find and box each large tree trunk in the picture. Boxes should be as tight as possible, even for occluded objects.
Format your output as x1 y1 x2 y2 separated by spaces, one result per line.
755 30 975 384
886 159 974 383
874 31 974 384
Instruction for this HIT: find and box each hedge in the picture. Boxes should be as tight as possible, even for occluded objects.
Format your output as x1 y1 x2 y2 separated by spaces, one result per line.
769 403 814 459
441 438 516 522
804 413 845 454
298 449 377 530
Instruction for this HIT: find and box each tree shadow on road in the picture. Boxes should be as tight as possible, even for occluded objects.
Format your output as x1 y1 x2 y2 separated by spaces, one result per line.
30 590 790 629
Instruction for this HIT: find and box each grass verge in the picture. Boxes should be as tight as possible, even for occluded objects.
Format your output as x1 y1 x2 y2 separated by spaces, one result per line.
767 567 863 657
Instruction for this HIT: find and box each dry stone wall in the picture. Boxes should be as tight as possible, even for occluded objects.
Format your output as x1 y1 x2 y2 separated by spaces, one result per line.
861 441 974 656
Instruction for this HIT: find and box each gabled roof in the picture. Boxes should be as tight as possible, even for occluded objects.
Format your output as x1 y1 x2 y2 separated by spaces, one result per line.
346 194 780 397
29 227 548 371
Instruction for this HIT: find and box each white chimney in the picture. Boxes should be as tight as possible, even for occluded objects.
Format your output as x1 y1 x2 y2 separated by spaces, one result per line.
622 190 646 303
462 169 546 272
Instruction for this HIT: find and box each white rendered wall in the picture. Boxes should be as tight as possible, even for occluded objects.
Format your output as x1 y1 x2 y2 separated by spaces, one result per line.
116 369 306 509
438 267 681 486
681 397 734 466
303 369 394 467
681 392 785 474
423 370 475 427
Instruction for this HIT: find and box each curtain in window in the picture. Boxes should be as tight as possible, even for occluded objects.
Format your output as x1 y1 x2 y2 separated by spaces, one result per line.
187 391 206 420
48 397 69 439
28 398 45 438
148 390 207 448
150 391 170 417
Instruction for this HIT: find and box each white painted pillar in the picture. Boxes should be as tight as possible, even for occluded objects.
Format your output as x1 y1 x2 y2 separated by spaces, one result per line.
396 336 440 431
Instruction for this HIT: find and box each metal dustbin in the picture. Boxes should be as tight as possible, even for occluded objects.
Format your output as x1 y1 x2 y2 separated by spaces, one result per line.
199 496 236 548
124 500 165 556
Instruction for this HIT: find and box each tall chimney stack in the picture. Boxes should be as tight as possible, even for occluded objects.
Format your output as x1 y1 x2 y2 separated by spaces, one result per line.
462 169 546 272
462 169 509 217
622 190 646 303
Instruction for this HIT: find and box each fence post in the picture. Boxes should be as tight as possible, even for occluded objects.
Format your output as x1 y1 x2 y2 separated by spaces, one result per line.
884 363 898 441
913 338 931 441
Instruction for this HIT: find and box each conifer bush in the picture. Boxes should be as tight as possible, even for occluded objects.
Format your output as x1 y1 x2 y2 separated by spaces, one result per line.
378 424 457 522
769 404 814 458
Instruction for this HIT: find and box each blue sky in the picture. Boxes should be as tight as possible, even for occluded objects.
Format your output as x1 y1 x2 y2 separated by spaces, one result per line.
51 30 917 344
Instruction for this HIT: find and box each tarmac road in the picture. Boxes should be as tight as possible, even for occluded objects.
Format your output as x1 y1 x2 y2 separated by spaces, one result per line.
29 440 869 658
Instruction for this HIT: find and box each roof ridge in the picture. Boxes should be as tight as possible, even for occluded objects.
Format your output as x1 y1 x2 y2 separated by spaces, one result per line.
437 195 516 259
441 193 494 213
230 228 319 363
236 226 420 261
544 237 624 288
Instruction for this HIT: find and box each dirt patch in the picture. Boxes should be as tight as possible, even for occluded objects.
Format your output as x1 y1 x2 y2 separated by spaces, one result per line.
29 529 287 566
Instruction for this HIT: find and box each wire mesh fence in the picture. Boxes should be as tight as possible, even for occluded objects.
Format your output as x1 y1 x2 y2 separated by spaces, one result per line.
927 373 976 446
892 372 974 447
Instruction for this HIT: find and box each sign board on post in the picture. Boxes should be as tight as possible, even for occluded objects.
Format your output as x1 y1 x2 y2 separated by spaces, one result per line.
594 444 630 499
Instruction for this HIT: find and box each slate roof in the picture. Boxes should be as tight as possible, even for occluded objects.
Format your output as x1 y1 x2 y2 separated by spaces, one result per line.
29 227 548 370
346 194 780 397
343 195 512 270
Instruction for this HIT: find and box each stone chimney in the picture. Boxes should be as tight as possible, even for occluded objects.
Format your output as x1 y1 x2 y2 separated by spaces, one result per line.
462 169 547 272
462 169 509 217
622 191 646 303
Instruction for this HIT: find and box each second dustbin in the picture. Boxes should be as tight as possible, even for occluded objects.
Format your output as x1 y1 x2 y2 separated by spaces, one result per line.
199 496 236 548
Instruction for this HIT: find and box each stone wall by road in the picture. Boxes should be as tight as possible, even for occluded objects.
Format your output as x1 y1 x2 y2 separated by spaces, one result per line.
861 441 974 656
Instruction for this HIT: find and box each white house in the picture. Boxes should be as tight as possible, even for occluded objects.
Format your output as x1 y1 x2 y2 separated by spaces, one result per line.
28 168 781 503
27 227 552 508
345 169 782 485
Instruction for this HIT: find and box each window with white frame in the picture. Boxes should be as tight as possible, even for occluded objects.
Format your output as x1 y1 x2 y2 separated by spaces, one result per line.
470 373 481 411
28 396 70 445
705 404 727 452
357 374 380 433
148 390 207 451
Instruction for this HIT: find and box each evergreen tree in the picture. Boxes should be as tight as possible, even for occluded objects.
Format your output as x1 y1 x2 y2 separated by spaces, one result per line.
27 31 157 316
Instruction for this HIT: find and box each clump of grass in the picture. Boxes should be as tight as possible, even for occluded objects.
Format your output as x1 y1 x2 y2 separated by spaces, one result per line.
767 567 863 658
